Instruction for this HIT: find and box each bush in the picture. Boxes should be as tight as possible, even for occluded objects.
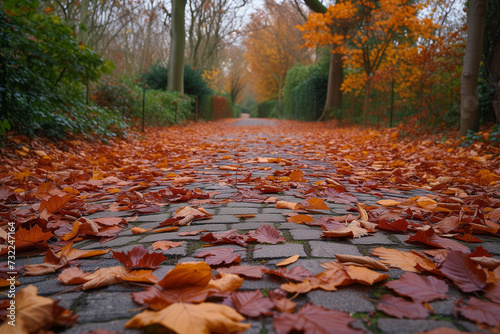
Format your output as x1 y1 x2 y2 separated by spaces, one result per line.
0 0 124 139
251 100 279 118
144 90 194 126
92 81 139 118
142 64 212 98
290 69 328 121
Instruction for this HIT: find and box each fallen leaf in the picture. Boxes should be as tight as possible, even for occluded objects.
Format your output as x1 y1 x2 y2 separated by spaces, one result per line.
39 193 72 214
377 219 409 233
200 230 250 247
112 245 167 269
377 294 430 319
322 220 369 238
273 303 364 334
157 262 212 289
131 227 152 234
264 266 313 282
276 201 297 209
131 286 215 310
439 250 487 293
23 248 68 276
296 197 329 211
125 302 251 333
454 297 500 326
268 290 296 313
334 254 389 271
152 240 185 251
370 247 436 272
246 225 286 244
345 265 389 285
406 228 471 253
230 290 274 317
276 254 300 267
216 265 266 279
195 247 242 266
385 272 448 302
235 214 255 219
179 230 206 236
57 243 110 261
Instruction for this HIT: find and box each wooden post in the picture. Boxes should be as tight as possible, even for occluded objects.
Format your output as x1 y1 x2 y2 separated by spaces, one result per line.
142 82 146 133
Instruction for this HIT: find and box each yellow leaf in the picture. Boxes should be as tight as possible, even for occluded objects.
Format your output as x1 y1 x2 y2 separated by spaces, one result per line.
276 255 300 266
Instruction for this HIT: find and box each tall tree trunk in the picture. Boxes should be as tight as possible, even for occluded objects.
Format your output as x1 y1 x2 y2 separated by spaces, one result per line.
168 0 187 93
363 76 372 123
318 52 343 120
460 0 487 135
78 0 90 44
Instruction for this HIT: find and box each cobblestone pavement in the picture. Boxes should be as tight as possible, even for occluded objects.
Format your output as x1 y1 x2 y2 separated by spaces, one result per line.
8 117 500 334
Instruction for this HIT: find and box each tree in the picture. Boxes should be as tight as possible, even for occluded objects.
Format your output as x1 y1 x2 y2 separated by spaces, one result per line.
168 0 187 93
460 0 488 135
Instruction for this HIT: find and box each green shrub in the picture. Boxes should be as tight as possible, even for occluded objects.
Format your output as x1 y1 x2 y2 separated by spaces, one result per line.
144 90 194 126
291 70 328 121
92 81 139 118
142 64 212 98
252 100 279 118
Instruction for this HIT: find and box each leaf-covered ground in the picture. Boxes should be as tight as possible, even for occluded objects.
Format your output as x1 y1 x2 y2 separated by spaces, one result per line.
0 118 499 334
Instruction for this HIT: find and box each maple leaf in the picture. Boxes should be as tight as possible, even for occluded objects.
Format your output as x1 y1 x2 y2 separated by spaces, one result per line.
454 297 500 326
57 243 110 261
11 225 53 253
370 247 436 273
195 247 242 266
246 225 286 244
345 265 389 285
376 294 430 319
112 245 167 269
230 290 274 317
268 289 297 313
406 228 471 253
296 197 329 211
207 273 244 294
324 188 357 204
439 250 487 293
484 282 500 303
216 265 266 279
125 302 251 333
157 262 212 289
385 272 448 303
39 193 73 214
377 218 409 233
273 303 364 334
23 248 68 276
0 285 77 334
334 254 389 271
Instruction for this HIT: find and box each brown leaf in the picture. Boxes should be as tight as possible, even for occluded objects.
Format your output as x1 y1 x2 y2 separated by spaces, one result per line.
39 193 72 214
216 265 266 279
484 282 500 303
276 254 300 267
57 243 110 261
112 245 167 269
157 262 212 289
385 272 448 303
11 225 53 253
23 248 68 276
276 201 297 209
131 286 215 310
370 247 436 273
264 266 313 282
273 303 364 334
377 294 430 319
125 302 251 333
207 273 244 293
322 220 369 238
195 247 242 266
334 254 389 271
296 197 329 211
200 230 250 247
454 297 500 326
246 225 286 244
268 290 296 313
440 250 487 293
230 290 274 317
406 228 471 253
345 265 389 285
377 219 409 233
152 240 184 251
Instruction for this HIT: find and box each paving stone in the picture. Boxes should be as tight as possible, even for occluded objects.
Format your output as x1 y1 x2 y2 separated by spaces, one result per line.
62 320 141 334
349 233 397 245
85 211 133 219
105 282 146 293
276 223 312 230
15 256 44 267
218 207 259 215
133 213 171 222
80 235 142 249
240 275 282 290
482 242 500 254
227 202 263 208
119 222 159 236
178 223 228 232
247 214 286 223
253 244 306 259
289 229 323 240
262 208 289 214
78 259 119 271
50 291 83 310
429 299 456 316
77 292 140 323
307 286 374 313
140 232 200 242
393 234 414 245
457 320 480 333
18 274 51 284
199 215 240 224
156 242 188 256
267 258 324 275
377 319 458 334
32 278 70 296
309 241 362 257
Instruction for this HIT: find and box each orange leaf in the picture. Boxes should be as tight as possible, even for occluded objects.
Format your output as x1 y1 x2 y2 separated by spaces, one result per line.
152 240 184 251
157 262 212 289
57 243 110 261
39 193 73 214
276 254 300 267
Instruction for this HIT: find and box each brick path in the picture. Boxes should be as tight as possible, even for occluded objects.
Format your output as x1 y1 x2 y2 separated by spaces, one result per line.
11 117 500 334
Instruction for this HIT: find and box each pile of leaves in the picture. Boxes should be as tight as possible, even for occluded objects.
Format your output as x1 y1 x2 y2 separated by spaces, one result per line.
0 120 499 333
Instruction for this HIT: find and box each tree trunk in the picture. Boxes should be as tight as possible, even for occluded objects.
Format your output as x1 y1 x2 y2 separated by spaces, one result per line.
168 0 187 93
363 77 372 123
78 0 90 44
460 0 487 135
319 51 343 120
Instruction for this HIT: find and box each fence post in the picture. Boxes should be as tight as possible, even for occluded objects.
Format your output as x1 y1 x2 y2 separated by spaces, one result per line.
175 101 178 125
142 81 146 133
195 96 198 123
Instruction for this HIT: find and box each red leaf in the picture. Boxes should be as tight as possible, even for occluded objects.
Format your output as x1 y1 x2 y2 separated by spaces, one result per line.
324 188 357 204
454 297 500 326
8 225 53 253
439 250 487 293
131 286 214 311
230 290 274 317
377 219 408 233
200 230 250 247
112 245 167 269
273 303 364 334
264 266 313 282
216 265 266 279
195 248 242 266
406 228 470 253
246 225 286 244
484 282 500 303
385 272 448 303
376 294 429 319
39 194 72 214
